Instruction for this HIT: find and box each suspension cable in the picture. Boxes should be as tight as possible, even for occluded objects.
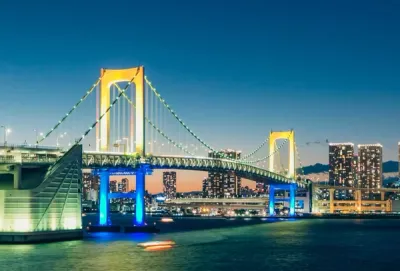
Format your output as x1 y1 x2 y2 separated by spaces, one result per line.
275 141 285 174
113 83 195 156
243 130 293 164
74 69 140 146
145 76 242 161
37 72 106 144
145 76 216 152
295 141 306 177
240 137 270 160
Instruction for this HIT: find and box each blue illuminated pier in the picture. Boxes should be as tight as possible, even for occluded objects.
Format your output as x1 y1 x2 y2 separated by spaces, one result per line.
98 170 110 226
134 164 152 226
93 165 152 228
269 183 297 217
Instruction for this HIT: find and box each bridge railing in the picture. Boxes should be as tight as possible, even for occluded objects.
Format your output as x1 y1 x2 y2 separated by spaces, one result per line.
21 157 59 164
0 156 15 163
0 144 63 151
0 156 58 164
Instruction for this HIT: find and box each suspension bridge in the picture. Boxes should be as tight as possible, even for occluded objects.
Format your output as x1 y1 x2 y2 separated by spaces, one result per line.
0 66 309 239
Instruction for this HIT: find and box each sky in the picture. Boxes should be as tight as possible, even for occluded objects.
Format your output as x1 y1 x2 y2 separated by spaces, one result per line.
1 0 400 192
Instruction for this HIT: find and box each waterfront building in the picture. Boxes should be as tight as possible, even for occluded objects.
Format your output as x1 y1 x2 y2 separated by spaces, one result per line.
207 149 241 197
163 171 177 200
358 144 383 200
118 178 129 192
82 171 99 202
256 181 268 195
109 180 117 193
328 143 356 199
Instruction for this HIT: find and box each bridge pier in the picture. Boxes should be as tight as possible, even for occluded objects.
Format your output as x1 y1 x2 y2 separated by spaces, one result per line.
134 163 152 226
98 170 110 226
269 183 297 217
269 186 275 216
289 183 296 216
12 165 21 189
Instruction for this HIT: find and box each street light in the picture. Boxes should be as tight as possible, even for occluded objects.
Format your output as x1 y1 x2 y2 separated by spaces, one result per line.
56 132 67 147
1 126 11 146
34 129 43 146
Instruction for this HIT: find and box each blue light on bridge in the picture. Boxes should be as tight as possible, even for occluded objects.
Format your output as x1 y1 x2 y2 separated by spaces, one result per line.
269 183 297 217
289 184 296 217
269 186 275 216
135 169 145 226
134 164 153 226
98 170 110 226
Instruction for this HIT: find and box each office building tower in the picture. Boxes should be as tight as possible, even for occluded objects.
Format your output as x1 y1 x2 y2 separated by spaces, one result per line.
207 149 241 197
202 178 211 198
352 155 359 184
109 180 117 193
328 143 356 199
358 144 383 199
398 142 400 177
82 171 100 202
118 178 129 193
163 171 177 200
256 182 268 195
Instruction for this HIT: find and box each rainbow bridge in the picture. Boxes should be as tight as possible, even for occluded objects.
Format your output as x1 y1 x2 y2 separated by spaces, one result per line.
0 66 308 242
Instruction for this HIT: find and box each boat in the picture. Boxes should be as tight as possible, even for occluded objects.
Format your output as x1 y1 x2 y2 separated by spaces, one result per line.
137 240 176 250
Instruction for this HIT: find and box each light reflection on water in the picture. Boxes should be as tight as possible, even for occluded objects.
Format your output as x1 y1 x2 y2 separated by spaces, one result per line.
1 218 400 271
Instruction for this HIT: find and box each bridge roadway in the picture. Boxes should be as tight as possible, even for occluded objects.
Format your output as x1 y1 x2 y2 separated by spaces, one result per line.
0 148 306 187
82 151 304 186
314 185 400 193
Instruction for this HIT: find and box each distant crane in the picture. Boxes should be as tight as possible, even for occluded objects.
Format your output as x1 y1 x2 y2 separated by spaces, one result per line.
305 139 329 146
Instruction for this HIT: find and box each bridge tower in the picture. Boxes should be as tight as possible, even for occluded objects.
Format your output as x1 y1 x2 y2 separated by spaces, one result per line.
268 130 297 217
95 66 150 227
268 130 295 179
96 66 145 156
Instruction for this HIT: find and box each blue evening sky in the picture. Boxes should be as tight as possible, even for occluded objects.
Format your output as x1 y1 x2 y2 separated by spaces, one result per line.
1 0 399 167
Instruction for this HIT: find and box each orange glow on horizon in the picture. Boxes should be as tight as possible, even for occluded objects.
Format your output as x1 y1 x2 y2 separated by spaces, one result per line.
109 169 255 194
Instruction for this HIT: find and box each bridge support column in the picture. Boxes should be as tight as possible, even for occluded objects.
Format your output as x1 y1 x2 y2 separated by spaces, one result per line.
381 191 385 201
269 186 275 216
98 170 110 226
329 189 335 213
134 164 152 226
12 165 21 189
289 183 296 217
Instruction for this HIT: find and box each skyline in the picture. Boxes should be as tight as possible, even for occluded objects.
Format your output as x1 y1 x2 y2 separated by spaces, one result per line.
1 1 400 192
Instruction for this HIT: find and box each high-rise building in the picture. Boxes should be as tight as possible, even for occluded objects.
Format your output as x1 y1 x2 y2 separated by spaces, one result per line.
207 149 241 197
118 178 129 192
163 171 177 200
358 144 383 199
398 142 400 177
109 180 117 193
255 181 268 195
82 171 100 202
202 177 215 198
328 143 356 199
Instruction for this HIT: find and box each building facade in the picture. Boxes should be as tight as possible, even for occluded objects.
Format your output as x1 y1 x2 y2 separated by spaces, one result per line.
206 149 241 197
82 171 99 202
163 171 177 200
255 181 268 195
328 143 357 199
358 144 383 199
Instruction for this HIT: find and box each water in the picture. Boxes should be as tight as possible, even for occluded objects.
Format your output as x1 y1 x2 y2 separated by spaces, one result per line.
1 217 400 271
